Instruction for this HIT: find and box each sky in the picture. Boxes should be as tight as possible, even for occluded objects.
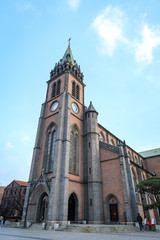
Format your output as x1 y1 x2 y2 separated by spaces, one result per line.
0 0 160 187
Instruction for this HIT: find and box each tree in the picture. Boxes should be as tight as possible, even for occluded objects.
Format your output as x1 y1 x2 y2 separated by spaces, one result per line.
2 198 24 220
136 176 160 211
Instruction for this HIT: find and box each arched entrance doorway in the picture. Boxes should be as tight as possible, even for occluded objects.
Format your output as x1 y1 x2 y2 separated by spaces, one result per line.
68 193 78 222
109 197 119 222
105 194 120 223
37 193 49 222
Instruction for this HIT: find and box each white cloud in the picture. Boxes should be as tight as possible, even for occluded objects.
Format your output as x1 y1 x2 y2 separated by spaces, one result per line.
92 7 160 64
135 24 160 64
22 136 31 144
92 6 128 55
6 141 14 149
67 0 80 10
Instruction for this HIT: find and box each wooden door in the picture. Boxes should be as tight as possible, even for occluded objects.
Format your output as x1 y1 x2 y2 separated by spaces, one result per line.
110 204 119 221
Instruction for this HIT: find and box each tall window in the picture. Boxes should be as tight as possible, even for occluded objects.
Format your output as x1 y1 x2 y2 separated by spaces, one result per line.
76 85 80 100
44 125 56 173
110 139 115 145
57 79 61 95
51 83 56 98
99 131 105 142
72 81 75 97
128 151 131 159
134 156 139 164
69 125 79 175
72 81 80 101
51 79 61 99
132 168 140 203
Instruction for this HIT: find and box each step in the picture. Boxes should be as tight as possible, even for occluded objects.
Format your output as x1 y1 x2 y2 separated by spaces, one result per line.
29 223 44 230
2 222 20 228
60 224 139 233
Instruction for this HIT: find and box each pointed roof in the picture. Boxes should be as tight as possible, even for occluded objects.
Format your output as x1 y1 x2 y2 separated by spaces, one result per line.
15 180 28 186
86 101 97 113
5 180 28 189
50 40 84 82
61 42 75 66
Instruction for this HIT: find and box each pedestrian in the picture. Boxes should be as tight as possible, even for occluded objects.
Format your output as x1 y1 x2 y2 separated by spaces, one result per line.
147 218 152 231
3 216 6 225
137 213 143 231
0 216 3 226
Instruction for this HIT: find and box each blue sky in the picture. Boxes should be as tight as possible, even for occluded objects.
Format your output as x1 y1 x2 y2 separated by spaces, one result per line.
0 0 160 186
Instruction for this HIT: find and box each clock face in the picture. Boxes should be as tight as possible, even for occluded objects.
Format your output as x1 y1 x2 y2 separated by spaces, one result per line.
50 101 59 112
72 102 79 113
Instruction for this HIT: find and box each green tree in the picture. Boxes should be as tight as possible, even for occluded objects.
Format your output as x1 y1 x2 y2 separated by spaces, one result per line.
136 176 160 210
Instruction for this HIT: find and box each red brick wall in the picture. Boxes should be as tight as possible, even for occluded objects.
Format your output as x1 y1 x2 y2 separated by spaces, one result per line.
144 156 160 176
100 148 126 222
68 181 84 220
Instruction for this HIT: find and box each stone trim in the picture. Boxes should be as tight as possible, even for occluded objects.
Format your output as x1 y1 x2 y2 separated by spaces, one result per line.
70 112 83 121
48 70 85 86
46 93 62 103
99 142 119 153
130 160 155 176
45 111 59 119
69 179 83 184
88 181 102 184
100 157 119 163
83 132 99 137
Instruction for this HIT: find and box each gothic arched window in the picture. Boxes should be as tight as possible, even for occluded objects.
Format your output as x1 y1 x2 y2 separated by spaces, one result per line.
69 125 79 175
72 81 76 97
110 139 115 145
134 156 138 163
57 79 61 95
128 151 131 159
44 124 56 173
51 82 56 98
76 84 80 100
132 168 140 203
99 131 105 142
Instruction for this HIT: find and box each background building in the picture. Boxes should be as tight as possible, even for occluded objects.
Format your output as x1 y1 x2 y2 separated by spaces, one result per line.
140 148 160 177
0 186 5 215
22 44 160 228
0 186 5 205
1 180 27 221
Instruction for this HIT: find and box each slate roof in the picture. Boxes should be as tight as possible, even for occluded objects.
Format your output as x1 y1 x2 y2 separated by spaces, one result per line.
60 43 75 66
86 101 97 113
139 148 160 158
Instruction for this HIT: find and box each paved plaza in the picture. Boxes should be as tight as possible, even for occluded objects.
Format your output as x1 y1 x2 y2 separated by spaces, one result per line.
0 227 160 240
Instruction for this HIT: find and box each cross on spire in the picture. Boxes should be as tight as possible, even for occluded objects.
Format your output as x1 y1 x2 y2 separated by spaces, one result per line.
68 38 71 47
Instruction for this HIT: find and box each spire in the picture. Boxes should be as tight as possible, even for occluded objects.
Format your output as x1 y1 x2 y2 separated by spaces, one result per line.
86 101 97 113
61 39 75 66
50 40 84 82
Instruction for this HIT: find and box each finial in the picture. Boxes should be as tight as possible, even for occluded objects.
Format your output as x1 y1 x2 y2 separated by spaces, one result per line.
68 38 71 47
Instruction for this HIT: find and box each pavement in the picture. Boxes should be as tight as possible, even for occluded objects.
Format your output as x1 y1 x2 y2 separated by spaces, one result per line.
0 227 160 240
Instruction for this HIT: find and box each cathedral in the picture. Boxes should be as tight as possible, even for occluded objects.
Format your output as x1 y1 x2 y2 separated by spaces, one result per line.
22 43 160 228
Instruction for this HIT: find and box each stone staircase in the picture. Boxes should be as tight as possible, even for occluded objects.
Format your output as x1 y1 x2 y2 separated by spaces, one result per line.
58 224 139 233
29 223 44 230
2 221 20 228
3 221 139 233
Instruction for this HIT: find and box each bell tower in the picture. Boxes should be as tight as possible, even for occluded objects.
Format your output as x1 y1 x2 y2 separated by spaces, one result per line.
84 102 103 223
22 42 85 227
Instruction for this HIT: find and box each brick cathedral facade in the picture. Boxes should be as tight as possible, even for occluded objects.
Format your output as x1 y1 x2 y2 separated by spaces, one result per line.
22 43 160 228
